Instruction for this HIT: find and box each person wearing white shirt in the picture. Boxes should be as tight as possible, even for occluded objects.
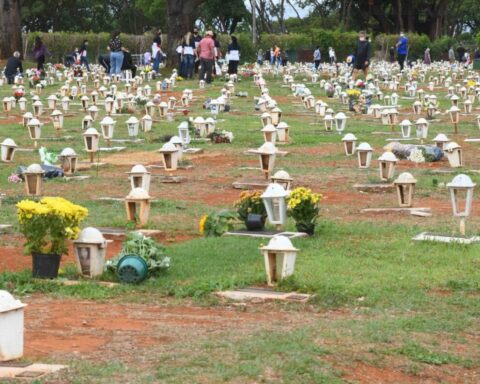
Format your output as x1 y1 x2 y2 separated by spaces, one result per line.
182 32 196 78
227 36 241 75
328 47 336 64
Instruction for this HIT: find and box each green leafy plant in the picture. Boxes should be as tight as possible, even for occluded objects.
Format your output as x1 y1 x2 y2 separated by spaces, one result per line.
106 232 170 274
199 210 237 237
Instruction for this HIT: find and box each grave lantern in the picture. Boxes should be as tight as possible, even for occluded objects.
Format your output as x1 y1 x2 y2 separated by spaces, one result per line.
450 94 460 107
444 142 463 168
22 112 33 127
47 94 58 110
393 172 417 207
81 95 89 111
181 93 189 106
447 174 476 235
144 85 151 97
262 124 277 144
460 86 467 99
259 235 299 286
100 116 116 144
384 95 391 105
261 112 272 127
27 118 42 147
257 98 268 112
18 97 27 112
432 133 450 149
399 119 412 138
70 86 78 98
270 107 282 126
371 104 382 118
210 99 220 116
168 96 177 110
58 147 78 174
73 227 107 278
82 115 93 130
23 163 44 196
342 133 357 156
141 114 153 132
104 97 114 115
256 142 277 179
427 103 436 119
449 106 460 133
193 116 206 137
324 115 334 132
415 118 429 140
261 183 288 228
60 85 68 98
270 170 293 191
413 100 422 115
87 106 98 123
357 142 373 168
91 91 98 105
126 116 139 137
169 136 184 160
158 102 168 118
276 122 290 143
145 101 155 116
315 101 327 116
304 95 315 109
407 85 416 97
381 109 390 125
1 138 17 162
417 89 425 101
388 108 399 126
378 151 398 181
178 121 190 147
127 164 151 192
334 112 348 134
32 100 43 117
125 188 151 228
61 96 70 112
158 142 179 171
50 109 64 133
83 127 100 162
205 117 216 135
464 99 473 114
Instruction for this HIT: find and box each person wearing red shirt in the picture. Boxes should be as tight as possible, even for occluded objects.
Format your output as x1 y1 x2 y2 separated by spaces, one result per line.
197 30 215 84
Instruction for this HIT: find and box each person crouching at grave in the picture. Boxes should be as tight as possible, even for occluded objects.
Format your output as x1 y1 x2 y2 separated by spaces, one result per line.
352 31 371 81
4 51 23 85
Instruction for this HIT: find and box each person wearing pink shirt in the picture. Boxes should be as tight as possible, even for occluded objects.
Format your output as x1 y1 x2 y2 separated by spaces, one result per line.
197 30 215 84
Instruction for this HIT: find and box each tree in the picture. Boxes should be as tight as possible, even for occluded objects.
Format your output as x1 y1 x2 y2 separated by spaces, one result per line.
0 0 22 59
166 0 207 66
197 0 248 34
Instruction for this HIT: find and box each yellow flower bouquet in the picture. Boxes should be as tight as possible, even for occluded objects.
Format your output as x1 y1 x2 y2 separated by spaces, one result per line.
17 197 88 256
346 89 361 100
287 187 322 235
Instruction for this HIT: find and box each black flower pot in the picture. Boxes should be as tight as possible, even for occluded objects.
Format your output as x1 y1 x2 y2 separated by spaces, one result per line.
296 223 315 236
245 213 265 231
32 253 61 279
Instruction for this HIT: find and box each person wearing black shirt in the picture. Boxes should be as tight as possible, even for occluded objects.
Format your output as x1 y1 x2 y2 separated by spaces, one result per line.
193 27 202 74
4 51 23 84
227 36 240 75
457 44 466 62
352 31 372 81
79 40 90 71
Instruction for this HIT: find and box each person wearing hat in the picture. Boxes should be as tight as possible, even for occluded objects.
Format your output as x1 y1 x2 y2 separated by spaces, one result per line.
197 30 215 84
396 32 408 71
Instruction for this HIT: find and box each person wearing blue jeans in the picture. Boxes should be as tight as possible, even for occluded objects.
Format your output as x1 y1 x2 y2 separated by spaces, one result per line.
182 32 196 79
108 31 124 76
396 32 408 71
79 40 91 71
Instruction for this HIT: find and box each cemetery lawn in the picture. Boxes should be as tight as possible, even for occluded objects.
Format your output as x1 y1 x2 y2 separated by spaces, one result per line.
0 68 480 382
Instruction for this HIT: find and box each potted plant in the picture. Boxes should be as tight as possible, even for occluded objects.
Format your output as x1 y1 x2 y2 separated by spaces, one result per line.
199 210 237 237
287 187 322 235
105 232 170 284
346 89 361 112
234 191 267 231
16 197 88 278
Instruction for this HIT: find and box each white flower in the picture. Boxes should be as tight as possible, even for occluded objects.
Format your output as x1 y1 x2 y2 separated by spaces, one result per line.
408 148 425 163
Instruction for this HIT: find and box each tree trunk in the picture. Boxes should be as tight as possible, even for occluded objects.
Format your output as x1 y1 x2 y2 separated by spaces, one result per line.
0 0 22 59
166 0 207 68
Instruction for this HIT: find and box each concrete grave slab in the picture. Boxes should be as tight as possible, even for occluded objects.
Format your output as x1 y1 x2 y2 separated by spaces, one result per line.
0 363 67 379
413 232 480 244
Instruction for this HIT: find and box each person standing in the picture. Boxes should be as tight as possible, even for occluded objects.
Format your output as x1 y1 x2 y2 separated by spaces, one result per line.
4 51 23 84
457 44 466 62
313 46 321 70
32 36 51 71
107 31 124 76
352 31 372 81
227 36 240 75
197 30 215 84
193 27 202 74
152 29 162 73
423 48 431 65
269 47 275 65
328 47 336 64
79 40 91 71
182 32 196 79
448 47 455 63
396 32 408 71
274 45 281 67
257 49 264 66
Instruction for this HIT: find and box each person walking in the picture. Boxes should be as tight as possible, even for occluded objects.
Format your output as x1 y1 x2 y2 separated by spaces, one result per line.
197 30 215 84
227 35 240 75
328 47 336 64
182 32 196 79
4 51 23 84
423 48 431 65
313 46 321 70
152 29 162 73
107 31 124 76
32 36 51 71
79 40 91 71
396 32 408 71
352 31 372 81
